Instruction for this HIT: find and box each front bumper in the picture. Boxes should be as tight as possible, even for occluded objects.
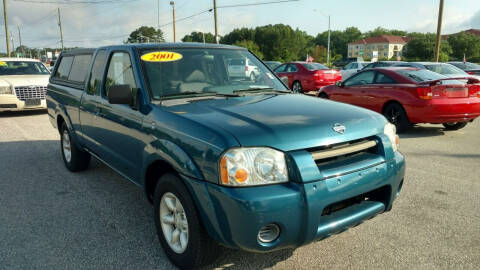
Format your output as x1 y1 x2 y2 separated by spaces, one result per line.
182 151 405 252
406 98 480 123
0 94 47 111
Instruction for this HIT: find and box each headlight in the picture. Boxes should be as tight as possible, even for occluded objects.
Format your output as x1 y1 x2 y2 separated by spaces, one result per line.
384 123 399 152
220 147 288 186
0 86 12 94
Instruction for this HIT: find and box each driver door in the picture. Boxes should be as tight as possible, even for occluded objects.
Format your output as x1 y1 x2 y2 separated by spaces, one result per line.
334 70 376 107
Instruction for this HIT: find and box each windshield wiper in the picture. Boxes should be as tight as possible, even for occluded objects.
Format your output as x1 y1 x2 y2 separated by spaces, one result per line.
162 91 239 99
233 87 290 94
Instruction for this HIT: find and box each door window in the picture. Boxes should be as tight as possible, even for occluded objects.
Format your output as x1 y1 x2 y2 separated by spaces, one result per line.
274 64 287 73
104 52 138 104
87 50 108 95
344 71 375 86
54 56 74 80
375 72 397 84
285 64 298 72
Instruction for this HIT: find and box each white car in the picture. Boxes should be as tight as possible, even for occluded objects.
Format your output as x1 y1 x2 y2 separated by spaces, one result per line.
227 58 260 81
0 58 50 111
341 62 367 81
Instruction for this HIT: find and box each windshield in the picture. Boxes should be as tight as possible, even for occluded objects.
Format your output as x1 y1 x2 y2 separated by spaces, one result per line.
302 63 328 71
0 61 50 75
140 48 288 99
396 69 463 84
424 64 467 75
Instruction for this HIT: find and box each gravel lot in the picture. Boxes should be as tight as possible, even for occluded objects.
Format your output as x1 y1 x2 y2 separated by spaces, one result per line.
1 110 479 270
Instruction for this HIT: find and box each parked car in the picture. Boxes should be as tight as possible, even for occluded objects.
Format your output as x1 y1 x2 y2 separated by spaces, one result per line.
393 62 475 79
362 61 405 70
227 58 260 81
341 62 367 80
0 58 51 111
318 67 480 132
264 60 282 70
333 57 358 68
274 62 341 92
47 44 405 269
447 61 480 76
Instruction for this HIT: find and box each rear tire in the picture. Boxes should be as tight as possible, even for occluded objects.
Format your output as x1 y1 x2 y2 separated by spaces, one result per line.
318 92 329 99
154 173 219 269
292 81 302 93
442 122 468 130
383 103 411 133
60 122 90 172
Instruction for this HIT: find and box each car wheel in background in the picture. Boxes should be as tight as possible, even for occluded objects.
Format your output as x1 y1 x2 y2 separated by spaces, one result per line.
250 72 256 81
442 122 468 130
383 103 411 133
292 81 302 93
154 173 219 269
318 92 329 99
60 122 91 172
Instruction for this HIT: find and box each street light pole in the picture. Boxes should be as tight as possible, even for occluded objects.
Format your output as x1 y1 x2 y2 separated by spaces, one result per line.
434 0 444 62
170 1 176 42
3 0 10 57
327 15 331 66
57 8 64 50
213 0 219 43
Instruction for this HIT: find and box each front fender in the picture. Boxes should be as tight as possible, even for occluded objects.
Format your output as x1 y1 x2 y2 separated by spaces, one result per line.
141 138 204 186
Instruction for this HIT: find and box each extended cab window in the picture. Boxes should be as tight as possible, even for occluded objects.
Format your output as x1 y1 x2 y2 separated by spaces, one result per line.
344 71 375 86
104 52 138 103
54 56 74 80
87 50 107 95
68 54 92 83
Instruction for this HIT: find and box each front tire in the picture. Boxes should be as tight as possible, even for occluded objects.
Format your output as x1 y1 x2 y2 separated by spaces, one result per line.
292 81 302 93
250 72 256 81
383 103 411 133
154 173 219 269
60 122 90 172
442 122 468 130
318 92 329 99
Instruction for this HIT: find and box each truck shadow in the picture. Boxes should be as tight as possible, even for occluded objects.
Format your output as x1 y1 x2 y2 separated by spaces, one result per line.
0 139 294 269
0 110 47 118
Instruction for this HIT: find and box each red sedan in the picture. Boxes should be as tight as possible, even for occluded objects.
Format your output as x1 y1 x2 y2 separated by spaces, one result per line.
274 62 341 93
318 67 480 132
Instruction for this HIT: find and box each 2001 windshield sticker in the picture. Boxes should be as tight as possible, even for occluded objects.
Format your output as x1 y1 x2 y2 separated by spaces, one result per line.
141 51 183 62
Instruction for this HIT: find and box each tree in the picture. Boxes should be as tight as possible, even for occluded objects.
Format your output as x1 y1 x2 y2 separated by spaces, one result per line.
364 27 406 38
233 40 264 59
182 31 216 43
447 33 480 60
403 34 452 61
125 26 164 43
220 27 256 45
314 27 362 59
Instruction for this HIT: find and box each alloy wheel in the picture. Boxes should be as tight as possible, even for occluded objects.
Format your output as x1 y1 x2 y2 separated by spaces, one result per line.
62 130 72 163
159 192 189 254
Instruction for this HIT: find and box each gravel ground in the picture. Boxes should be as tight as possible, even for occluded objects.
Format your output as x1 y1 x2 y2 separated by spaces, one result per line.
0 110 479 270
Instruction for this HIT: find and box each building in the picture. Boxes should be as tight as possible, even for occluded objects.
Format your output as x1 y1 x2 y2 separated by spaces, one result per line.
442 28 480 40
348 35 409 59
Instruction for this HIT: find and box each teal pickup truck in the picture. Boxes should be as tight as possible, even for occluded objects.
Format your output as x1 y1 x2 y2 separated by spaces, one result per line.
47 44 405 269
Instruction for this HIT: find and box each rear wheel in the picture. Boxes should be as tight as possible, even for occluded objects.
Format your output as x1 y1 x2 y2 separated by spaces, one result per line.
318 92 329 99
154 173 219 269
60 122 90 172
250 72 256 81
292 81 302 93
442 122 468 130
383 103 411 133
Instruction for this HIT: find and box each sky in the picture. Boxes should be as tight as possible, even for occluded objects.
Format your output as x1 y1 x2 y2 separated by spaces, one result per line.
1 0 479 52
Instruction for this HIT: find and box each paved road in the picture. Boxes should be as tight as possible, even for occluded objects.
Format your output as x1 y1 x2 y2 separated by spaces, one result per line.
0 110 479 270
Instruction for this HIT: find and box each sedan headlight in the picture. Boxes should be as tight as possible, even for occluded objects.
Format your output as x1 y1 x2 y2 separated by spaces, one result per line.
384 123 399 152
0 86 12 94
220 147 288 186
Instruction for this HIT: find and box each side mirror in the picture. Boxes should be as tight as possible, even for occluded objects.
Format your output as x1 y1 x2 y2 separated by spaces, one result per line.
280 76 289 87
335 81 344 87
108 84 133 105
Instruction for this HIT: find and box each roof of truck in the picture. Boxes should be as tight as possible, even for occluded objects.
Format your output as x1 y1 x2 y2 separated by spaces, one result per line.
98 42 244 50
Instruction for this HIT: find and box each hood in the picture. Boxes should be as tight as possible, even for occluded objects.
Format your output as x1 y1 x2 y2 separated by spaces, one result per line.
0 75 50 87
162 94 387 151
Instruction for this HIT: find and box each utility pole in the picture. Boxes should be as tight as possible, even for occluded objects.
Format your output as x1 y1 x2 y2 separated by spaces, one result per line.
18 26 23 58
434 0 444 62
3 0 10 56
157 0 160 31
170 1 176 42
213 0 218 44
57 8 64 50
327 15 331 66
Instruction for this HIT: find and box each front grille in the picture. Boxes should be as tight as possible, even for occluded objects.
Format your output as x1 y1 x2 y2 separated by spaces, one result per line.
14 86 47 101
309 137 378 166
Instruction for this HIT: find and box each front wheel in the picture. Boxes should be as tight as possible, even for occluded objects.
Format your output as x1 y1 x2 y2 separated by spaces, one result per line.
383 103 411 133
60 122 90 172
292 81 302 93
250 72 256 81
154 173 219 269
442 122 468 130
318 92 329 99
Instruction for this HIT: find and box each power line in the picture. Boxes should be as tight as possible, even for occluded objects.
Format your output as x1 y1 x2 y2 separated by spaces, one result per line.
217 0 299 9
13 0 139 4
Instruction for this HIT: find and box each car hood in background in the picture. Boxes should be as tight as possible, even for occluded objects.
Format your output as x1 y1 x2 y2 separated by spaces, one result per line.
162 94 386 151
0 75 50 87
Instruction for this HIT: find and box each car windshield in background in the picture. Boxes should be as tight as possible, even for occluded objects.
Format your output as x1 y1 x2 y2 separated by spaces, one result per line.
0 61 50 75
140 48 288 99
424 64 467 75
302 63 328 70
396 69 463 84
